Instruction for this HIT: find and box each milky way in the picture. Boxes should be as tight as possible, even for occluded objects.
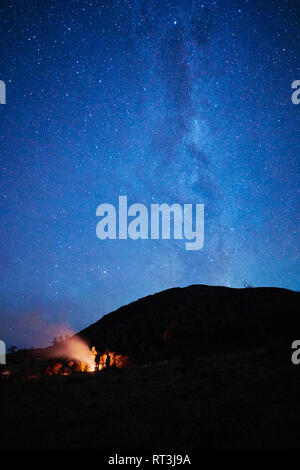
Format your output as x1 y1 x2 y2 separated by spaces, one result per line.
0 0 299 347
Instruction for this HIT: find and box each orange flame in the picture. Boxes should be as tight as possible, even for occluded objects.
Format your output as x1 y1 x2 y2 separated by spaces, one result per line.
45 339 129 375
48 334 95 370
78 347 129 373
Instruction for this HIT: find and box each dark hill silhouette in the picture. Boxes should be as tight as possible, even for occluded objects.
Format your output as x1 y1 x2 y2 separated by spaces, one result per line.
2 285 300 450
79 285 299 363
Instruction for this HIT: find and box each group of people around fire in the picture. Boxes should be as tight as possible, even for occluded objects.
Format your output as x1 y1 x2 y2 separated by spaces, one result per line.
1 347 129 379
94 348 112 372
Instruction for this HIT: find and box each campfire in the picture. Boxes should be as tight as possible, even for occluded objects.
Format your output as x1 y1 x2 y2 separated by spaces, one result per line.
45 347 129 375
78 347 129 373
43 335 129 376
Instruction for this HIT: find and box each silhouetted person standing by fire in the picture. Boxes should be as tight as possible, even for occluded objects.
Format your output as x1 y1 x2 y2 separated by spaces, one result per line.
95 352 100 372
105 350 111 369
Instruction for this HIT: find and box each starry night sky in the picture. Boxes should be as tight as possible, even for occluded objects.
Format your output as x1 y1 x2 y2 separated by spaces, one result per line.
0 0 299 348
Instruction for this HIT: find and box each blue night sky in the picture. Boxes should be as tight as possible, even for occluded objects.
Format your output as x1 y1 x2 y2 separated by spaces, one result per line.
0 0 299 347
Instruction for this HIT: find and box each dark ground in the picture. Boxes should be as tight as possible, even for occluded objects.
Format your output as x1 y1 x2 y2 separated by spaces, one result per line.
1 349 300 450
1 285 299 450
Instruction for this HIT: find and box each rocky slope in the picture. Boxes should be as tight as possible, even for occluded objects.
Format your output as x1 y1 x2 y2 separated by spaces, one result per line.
79 285 299 362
